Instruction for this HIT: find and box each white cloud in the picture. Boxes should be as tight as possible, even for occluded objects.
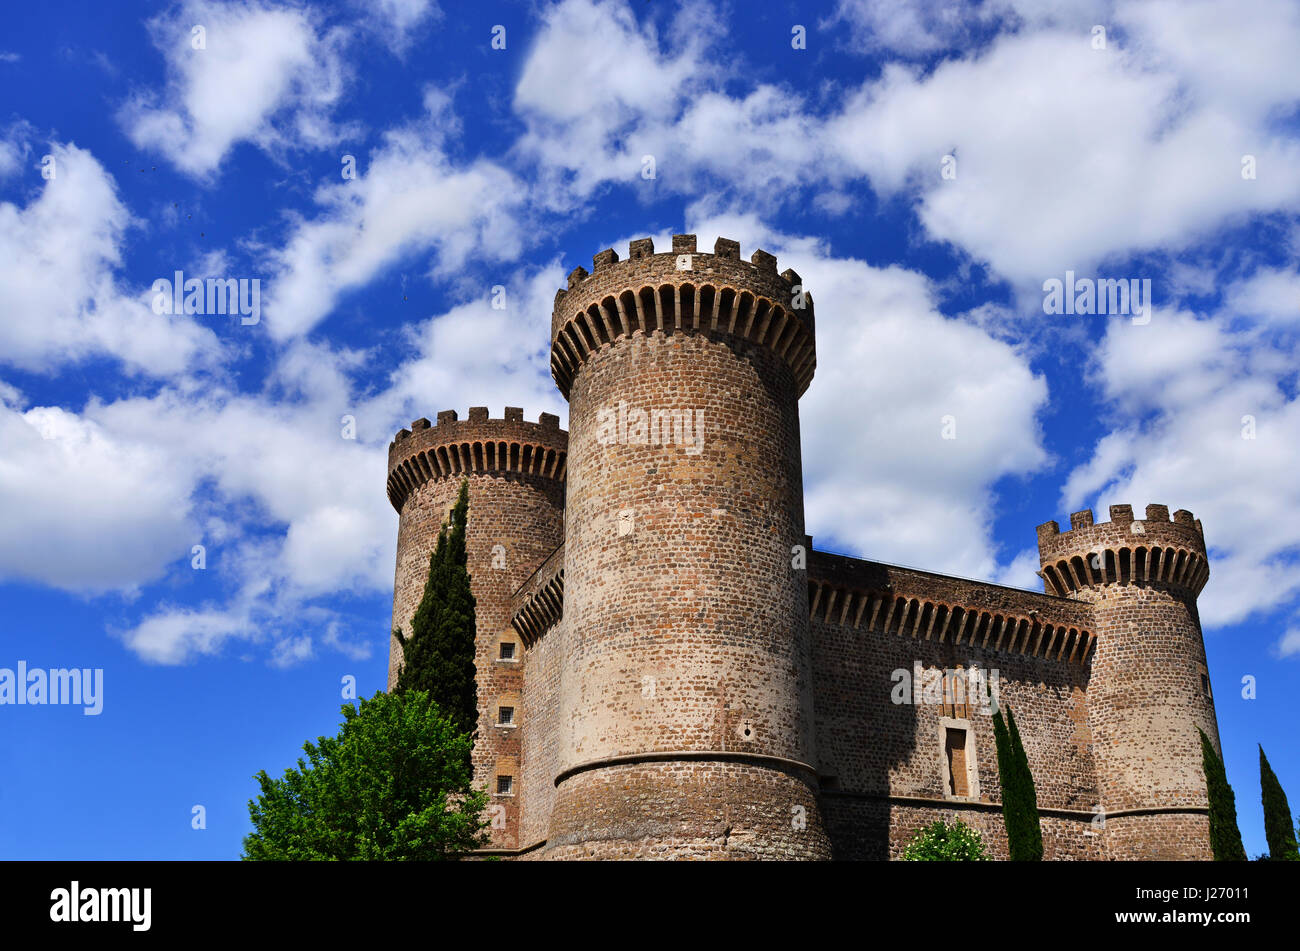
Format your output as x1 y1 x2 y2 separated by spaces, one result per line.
0 139 22 177
0 259 566 664
120 0 351 177
515 0 1300 303
351 0 440 54
826 10 1300 290
0 142 221 375
824 0 1010 56
0 404 198 592
1277 626 1300 658
121 606 257 665
263 89 525 340
1062 280 1300 628
513 0 726 203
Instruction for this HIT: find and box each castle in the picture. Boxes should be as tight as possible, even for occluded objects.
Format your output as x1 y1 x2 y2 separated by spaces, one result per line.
385 235 1222 860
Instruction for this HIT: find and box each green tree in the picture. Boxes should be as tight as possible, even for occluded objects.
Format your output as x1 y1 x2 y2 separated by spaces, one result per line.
393 479 478 739
1259 745 1299 861
992 703 1044 861
901 819 989 861
1199 727 1246 861
243 690 488 860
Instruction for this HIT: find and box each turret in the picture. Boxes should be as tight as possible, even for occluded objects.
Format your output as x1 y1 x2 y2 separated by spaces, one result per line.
387 407 567 849
545 235 831 859
1037 504 1219 859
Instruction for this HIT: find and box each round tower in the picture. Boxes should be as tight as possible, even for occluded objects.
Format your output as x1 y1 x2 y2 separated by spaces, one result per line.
545 234 831 859
387 407 567 848
1036 503 1218 860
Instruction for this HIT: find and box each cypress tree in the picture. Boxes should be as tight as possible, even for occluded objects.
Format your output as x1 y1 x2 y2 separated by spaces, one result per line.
1259 745 1299 860
992 703 1043 860
1006 706 1044 860
392 480 478 741
1199 728 1246 861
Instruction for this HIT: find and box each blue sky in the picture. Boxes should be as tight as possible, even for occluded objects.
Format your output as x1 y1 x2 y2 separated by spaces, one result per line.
1 0 1298 859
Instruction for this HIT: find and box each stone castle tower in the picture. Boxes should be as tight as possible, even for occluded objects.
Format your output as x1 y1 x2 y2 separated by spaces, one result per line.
386 234 1223 860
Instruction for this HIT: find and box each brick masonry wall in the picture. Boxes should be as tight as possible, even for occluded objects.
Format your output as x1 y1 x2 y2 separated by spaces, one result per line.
822 797 1107 860
544 760 830 860
810 615 1097 806
810 604 1104 858
518 614 564 848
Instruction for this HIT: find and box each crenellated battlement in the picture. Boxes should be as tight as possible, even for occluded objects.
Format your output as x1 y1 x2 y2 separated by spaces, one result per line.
1036 503 1208 597
386 407 568 512
549 234 816 399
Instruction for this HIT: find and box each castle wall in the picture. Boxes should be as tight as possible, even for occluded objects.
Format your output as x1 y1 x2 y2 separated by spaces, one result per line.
518 613 564 849
808 552 1104 859
811 613 1101 858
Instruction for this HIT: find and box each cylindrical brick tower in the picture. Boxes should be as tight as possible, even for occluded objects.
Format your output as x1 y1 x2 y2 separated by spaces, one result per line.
387 407 567 849
1037 503 1218 859
544 234 831 859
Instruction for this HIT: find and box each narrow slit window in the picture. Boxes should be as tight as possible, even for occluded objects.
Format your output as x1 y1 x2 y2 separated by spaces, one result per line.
945 728 970 797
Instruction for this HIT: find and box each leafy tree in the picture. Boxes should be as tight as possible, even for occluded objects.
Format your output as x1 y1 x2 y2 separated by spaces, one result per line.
992 703 1044 860
1259 744 1299 861
1199 727 1246 861
243 690 488 860
393 479 478 739
901 819 989 861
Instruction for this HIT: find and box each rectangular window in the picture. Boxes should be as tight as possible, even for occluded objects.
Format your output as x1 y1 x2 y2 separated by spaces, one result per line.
496 775 513 795
945 728 969 797
498 706 514 725
499 642 516 660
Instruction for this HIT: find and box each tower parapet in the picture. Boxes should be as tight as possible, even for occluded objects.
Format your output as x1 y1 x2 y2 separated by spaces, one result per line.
387 407 567 851
550 235 816 399
1036 504 1208 598
387 407 567 512
1036 502 1218 859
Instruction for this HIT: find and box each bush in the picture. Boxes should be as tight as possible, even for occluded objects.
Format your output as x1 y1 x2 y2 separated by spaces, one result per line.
901 819 990 861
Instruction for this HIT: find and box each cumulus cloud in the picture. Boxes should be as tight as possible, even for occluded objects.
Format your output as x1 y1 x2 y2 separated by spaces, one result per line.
120 0 351 177
263 89 525 340
0 141 220 376
516 0 1300 299
0 257 566 664
825 8 1300 291
0 403 198 592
